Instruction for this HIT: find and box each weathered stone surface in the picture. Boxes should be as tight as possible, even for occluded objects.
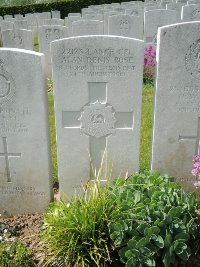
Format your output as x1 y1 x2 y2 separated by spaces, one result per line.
51 36 144 198
182 4 200 21
4 15 13 20
0 48 53 215
144 9 177 42
43 18 64 26
1 21 14 32
104 11 121 34
72 20 103 36
35 12 51 26
25 14 38 37
51 10 61 19
82 13 103 21
14 20 28 30
167 3 185 22
38 25 70 77
14 14 24 20
68 13 81 17
2 29 33 50
108 14 143 39
151 22 200 187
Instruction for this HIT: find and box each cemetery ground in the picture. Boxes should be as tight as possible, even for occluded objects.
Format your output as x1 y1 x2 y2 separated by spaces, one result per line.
0 82 154 266
1 80 200 267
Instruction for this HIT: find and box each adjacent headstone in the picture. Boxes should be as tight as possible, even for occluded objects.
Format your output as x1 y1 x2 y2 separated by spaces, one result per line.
104 11 120 34
38 25 70 77
144 9 177 42
182 4 200 21
44 18 64 26
1 21 14 32
108 14 143 40
4 15 13 20
35 12 51 26
51 35 144 198
25 14 38 37
14 14 24 20
4 18 16 23
72 20 103 36
167 2 185 22
145 5 162 11
14 20 28 30
187 0 200 4
65 16 83 28
125 7 144 17
51 10 61 19
83 13 103 21
151 22 200 189
0 48 53 215
2 29 33 50
68 13 81 17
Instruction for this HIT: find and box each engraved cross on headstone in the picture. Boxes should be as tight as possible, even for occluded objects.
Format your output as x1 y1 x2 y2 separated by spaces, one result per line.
62 82 133 179
0 137 21 182
179 117 200 155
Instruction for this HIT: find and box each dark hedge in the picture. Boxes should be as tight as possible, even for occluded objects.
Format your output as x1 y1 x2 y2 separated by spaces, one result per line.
0 0 138 18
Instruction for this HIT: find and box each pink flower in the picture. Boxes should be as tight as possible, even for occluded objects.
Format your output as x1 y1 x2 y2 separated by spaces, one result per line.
193 181 200 188
193 155 200 162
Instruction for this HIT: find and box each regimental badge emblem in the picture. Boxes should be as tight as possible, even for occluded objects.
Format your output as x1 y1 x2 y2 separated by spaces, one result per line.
80 101 116 138
0 60 15 105
185 39 200 79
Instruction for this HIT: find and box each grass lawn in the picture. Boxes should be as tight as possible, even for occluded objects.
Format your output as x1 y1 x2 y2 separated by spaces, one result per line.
48 83 154 182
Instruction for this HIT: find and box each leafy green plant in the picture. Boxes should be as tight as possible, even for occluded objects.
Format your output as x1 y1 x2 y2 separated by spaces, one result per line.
0 239 35 267
41 178 118 267
108 171 200 267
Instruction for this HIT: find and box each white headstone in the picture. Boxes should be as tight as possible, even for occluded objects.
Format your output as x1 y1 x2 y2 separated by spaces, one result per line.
151 22 200 188
144 9 177 42
81 8 93 16
14 14 24 20
0 48 53 215
35 12 51 26
187 0 200 4
125 7 144 17
4 15 13 20
51 10 61 19
4 18 16 23
104 11 120 34
108 14 143 40
83 13 103 21
68 13 81 17
44 18 64 26
167 2 185 22
25 14 38 37
64 16 83 29
182 4 200 21
1 21 14 32
14 20 28 30
72 20 103 36
38 25 70 77
51 36 144 198
145 5 162 11
2 29 33 50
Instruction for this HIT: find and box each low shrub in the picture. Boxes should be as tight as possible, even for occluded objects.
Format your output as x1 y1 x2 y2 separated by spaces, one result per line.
41 179 119 267
0 239 35 267
108 171 200 267
41 171 200 267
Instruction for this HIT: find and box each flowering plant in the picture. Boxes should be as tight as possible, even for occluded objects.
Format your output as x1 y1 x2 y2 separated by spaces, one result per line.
143 44 156 84
192 155 200 188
